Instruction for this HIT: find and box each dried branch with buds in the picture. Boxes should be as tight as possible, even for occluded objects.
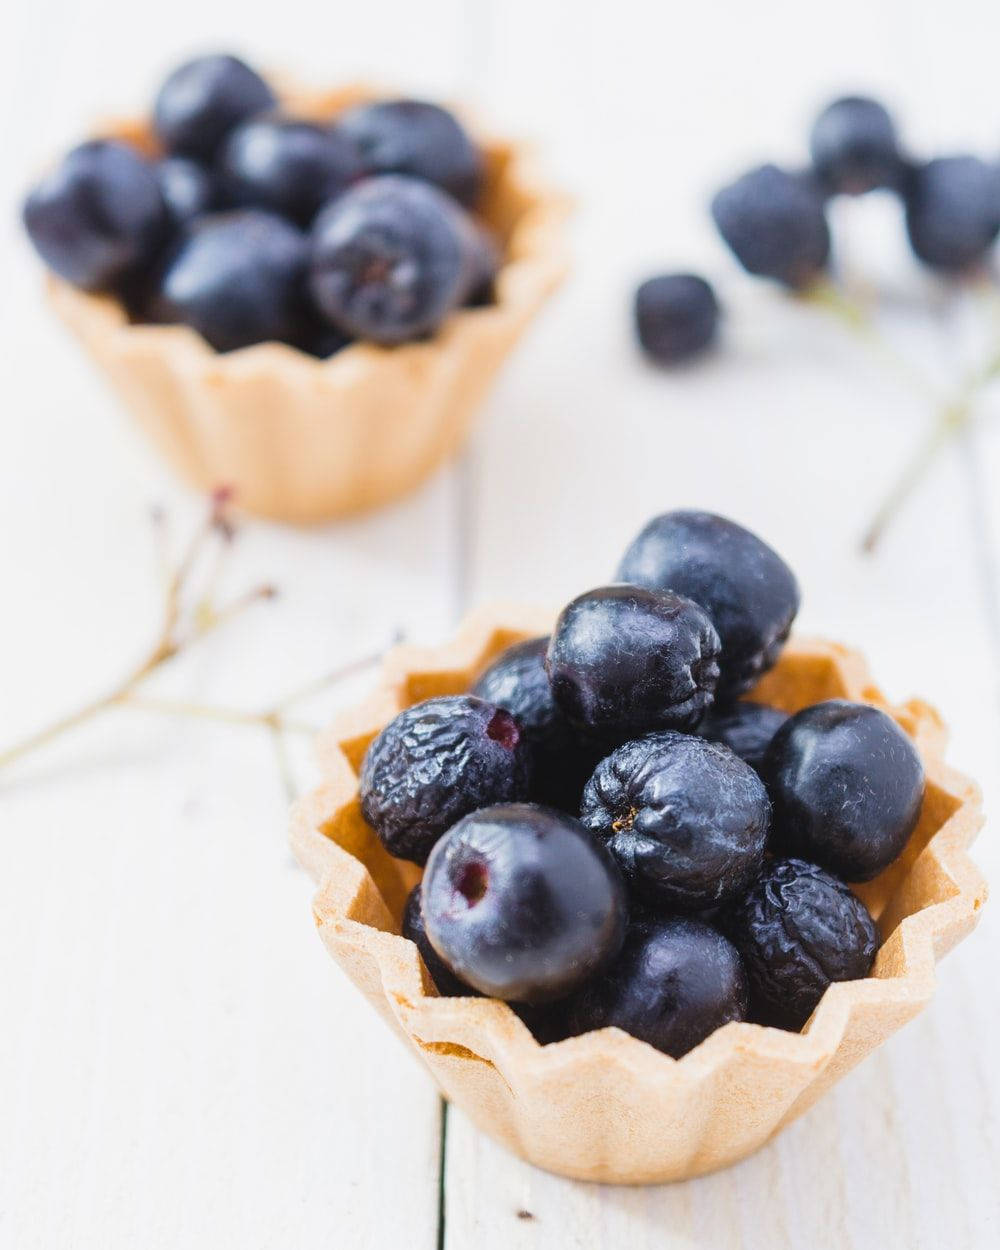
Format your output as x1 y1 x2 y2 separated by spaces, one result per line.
0 489 390 796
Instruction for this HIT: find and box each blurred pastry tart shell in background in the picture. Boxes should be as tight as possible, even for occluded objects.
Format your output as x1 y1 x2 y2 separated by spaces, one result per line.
46 85 571 524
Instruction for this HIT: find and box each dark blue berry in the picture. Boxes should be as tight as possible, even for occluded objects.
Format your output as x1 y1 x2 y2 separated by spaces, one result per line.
546 585 721 737
724 857 878 1030
22 140 168 292
155 157 218 226
153 54 275 160
617 510 800 698
339 98 484 207
290 308 352 359
634 273 719 364
560 916 748 1058
580 731 770 911
360 695 533 865
699 700 789 773
402 884 479 997
219 118 363 226
711 164 830 288
765 700 924 882
471 638 596 811
309 175 476 344
810 96 904 195
421 804 626 1003
904 156 1000 272
153 209 308 352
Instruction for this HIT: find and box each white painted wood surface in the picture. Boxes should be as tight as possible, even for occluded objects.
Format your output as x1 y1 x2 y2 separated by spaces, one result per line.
1 3 999 1247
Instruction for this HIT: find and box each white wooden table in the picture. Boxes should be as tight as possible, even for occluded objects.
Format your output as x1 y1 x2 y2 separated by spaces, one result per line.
2 3 999 1246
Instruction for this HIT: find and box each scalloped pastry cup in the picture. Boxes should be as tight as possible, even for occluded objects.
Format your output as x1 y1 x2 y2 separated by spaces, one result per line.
45 86 570 524
290 605 987 1184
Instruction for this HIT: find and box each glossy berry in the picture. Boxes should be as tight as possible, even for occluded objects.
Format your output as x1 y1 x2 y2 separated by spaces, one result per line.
154 210 308 353
711 164 830 288
904 156 1000 272
561 916 748 1058
155 157 218 226
617 510 800 698
23 140 168 292
634 273 719 365
810 96 904 195
220 118 363 226
402 885 479 997
421 804 626 1003
766 700 924 882
153 53 275 160
339 98 484 207
471 638 594 810
309 175 476 344
360 695 532 865
580 731 769 911
546 585 721 737
699 700 789 773
725 857 878 1029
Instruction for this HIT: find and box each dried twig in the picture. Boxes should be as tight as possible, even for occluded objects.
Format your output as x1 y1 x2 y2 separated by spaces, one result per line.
0 492 390 792
860 346 1000 553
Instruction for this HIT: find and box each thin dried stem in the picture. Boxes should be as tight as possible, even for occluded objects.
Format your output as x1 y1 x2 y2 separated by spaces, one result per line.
0 496 399 801
0 687 124 770
268 725 299 804
119 693 317 735
861 346 1000 554
860 399 972 553
269 631 401 712
803 279 943 406
0 495 272 776
182 584 277 647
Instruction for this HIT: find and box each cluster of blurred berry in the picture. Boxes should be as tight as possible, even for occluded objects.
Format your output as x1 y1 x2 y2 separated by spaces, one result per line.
635 95 1000 365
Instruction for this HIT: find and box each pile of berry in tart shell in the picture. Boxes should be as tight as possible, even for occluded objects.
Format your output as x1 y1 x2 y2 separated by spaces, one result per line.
23 54 501 356
359 510 927 1057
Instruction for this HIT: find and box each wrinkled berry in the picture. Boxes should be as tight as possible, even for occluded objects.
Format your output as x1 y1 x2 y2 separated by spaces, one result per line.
699 700 789 773
309 175 476 344
617 510 800 698
23 140 169 292
634 273 719 364
471 638 595 810
154 209 308 352
766 700 925 882
360 695 532 865
711 164 830 288
546 585 720 737
155 157 218 226
220 117 363 226
402 885 479 997
904 156 1000 272
339 98 484 207
810 96 905 195
580 731 770 911
560 916 748 1057
725 857 878 1029
153 53 275 159
422 804 626 1003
